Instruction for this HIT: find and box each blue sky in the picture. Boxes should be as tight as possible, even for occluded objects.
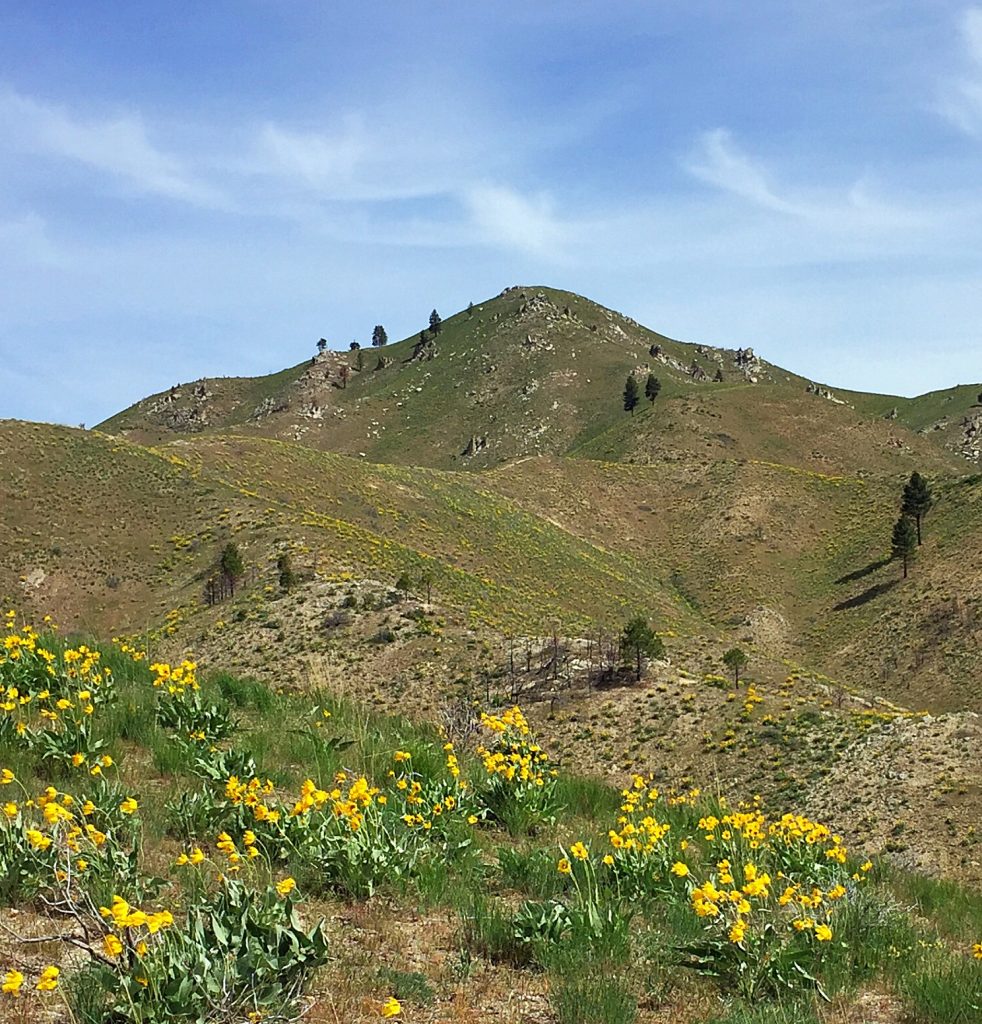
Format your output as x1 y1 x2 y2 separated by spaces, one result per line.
2 1 982 426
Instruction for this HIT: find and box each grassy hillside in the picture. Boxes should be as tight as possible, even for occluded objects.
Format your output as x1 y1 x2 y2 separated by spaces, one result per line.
0 621 978 1024
97 286 979 473
5 281 982 985
484 457 982 714
574 383 961 477
4 420 979 718
0 421 251 632
0 421 695 641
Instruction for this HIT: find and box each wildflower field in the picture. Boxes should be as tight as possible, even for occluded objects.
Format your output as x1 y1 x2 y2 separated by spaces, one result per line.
1 611 980 1024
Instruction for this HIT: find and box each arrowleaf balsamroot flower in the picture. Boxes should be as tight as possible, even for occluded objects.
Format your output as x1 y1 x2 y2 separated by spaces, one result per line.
36 966 59 992
1 969 24 996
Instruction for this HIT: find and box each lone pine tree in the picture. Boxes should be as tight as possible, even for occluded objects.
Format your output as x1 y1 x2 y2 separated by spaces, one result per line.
429 309 442 334
623 374 640 415
722 647 749 685
620 615 664 682
901 471 933 546
371 325 388 347
277 552 297 592
220 542 245 597
645 374 661 403
891 515 917 579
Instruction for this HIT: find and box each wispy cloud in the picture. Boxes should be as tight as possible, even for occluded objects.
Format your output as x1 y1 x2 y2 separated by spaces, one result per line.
255 119 370 195
684 128 931 234
0 83 573 257
0 89 226 207
685 129 800 215
937 6 982 135
462 184 567 257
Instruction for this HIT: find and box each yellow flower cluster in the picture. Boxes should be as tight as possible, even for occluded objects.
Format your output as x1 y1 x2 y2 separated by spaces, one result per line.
478 707 551 787
1 965 59 996
149 659 198 695
99 895 175 935
112 638 146 662
608 775 671 857
225 774 278 818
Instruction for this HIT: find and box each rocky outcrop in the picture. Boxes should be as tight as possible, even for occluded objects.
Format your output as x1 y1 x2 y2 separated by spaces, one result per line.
462 434 489 457
145 384 213 432
805 382 846 405
251 395 290 421
954 412 982 461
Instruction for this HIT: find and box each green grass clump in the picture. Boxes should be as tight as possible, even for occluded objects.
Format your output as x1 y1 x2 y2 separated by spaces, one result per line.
898 953 982 1024
552 972 637 1024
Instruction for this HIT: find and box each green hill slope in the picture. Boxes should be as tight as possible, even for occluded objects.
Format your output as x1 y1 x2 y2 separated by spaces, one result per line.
4 419 978 714
0 421 695 640
97 286 980 473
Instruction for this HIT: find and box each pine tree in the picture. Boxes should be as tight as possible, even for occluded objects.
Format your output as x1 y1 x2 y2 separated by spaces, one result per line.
418 567 434 604
901 471 933 546
349 341 360 351
429 309 442 334
220 542 244 597
394 573 412 599
623 374 640 415
371 325 388 348
316 338 327 353
722 647 748 685
891 515 917 578
645 374 661 403
619 615 664 682
277 552 297 592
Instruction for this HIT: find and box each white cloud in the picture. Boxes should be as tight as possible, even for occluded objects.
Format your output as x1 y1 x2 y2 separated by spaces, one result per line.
685 129 800 215
684 129 932 235
256 119 368 193
461 184 567 257
0 83 572 258
0 89 226 207
937 7 982 135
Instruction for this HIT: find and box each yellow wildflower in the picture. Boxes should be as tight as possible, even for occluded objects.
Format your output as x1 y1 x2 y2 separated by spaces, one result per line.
380 996 402 1018
36 966 59 992
2 969 24 996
